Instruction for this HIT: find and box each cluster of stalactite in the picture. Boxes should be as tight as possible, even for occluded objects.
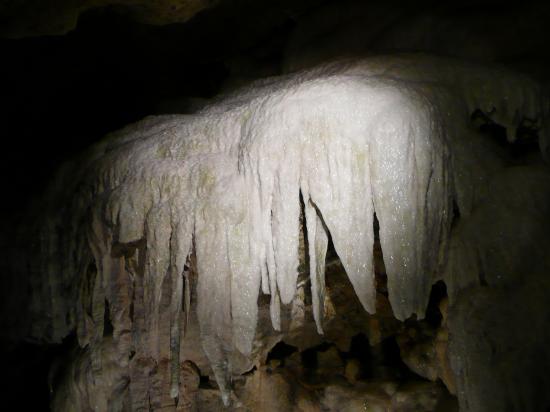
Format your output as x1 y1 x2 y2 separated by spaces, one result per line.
22 54 550 410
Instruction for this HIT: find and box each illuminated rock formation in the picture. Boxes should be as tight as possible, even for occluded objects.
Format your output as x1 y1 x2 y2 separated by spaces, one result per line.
25 54 550 411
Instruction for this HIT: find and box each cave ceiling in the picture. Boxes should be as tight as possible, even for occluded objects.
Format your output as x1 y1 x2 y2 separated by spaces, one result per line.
0 0 332 38
1 0 549 220
2 0 550 411
0 0 220 38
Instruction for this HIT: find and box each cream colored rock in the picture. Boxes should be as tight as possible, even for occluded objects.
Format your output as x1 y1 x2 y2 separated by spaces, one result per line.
25 54 549 410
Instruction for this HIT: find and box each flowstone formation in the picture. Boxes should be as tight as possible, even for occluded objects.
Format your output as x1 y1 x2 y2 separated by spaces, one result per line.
22 54 550 411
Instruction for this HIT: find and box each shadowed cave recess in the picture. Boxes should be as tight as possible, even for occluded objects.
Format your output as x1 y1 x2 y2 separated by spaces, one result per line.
1 1 550 411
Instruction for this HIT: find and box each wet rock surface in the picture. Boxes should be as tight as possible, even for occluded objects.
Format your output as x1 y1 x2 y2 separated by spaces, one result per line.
3 49 549 411
168 231 460 411
44 207 461 411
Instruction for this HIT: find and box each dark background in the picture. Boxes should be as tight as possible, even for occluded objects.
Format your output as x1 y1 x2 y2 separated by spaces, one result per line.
1 0 549 409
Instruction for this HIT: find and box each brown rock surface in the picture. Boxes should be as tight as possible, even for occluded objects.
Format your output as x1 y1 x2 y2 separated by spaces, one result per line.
0 0 219 38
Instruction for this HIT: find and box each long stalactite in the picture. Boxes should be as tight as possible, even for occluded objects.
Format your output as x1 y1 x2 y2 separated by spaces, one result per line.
23 53 550 410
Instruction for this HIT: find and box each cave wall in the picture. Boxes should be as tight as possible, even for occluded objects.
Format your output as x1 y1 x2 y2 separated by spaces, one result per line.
2 1 550 411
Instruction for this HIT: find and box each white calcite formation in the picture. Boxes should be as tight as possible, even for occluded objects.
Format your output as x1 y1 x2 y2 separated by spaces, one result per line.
28 54 549 410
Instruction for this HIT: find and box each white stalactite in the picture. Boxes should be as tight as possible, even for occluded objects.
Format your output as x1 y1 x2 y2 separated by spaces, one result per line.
31 54 549 408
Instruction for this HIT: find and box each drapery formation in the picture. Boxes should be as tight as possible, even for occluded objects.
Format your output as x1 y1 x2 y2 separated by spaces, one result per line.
26 54 549 410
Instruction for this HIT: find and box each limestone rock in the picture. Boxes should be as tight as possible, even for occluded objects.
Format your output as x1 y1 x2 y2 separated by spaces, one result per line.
344 358 361 384
0 0 219 38
242 369 294 411
16 54 550 411
317 345 344 377
322 384 391 412
390 381 449 412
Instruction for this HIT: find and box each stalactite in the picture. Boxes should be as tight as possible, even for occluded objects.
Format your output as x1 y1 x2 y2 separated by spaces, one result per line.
30 54 549 409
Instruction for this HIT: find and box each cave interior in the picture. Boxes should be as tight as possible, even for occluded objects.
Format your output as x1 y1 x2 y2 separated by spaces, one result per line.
1 0 550 411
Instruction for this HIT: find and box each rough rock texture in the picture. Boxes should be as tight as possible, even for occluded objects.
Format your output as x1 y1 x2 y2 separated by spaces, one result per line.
283 1 550 77
0 0 219 38
17 54 550 410
396 296 456 395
